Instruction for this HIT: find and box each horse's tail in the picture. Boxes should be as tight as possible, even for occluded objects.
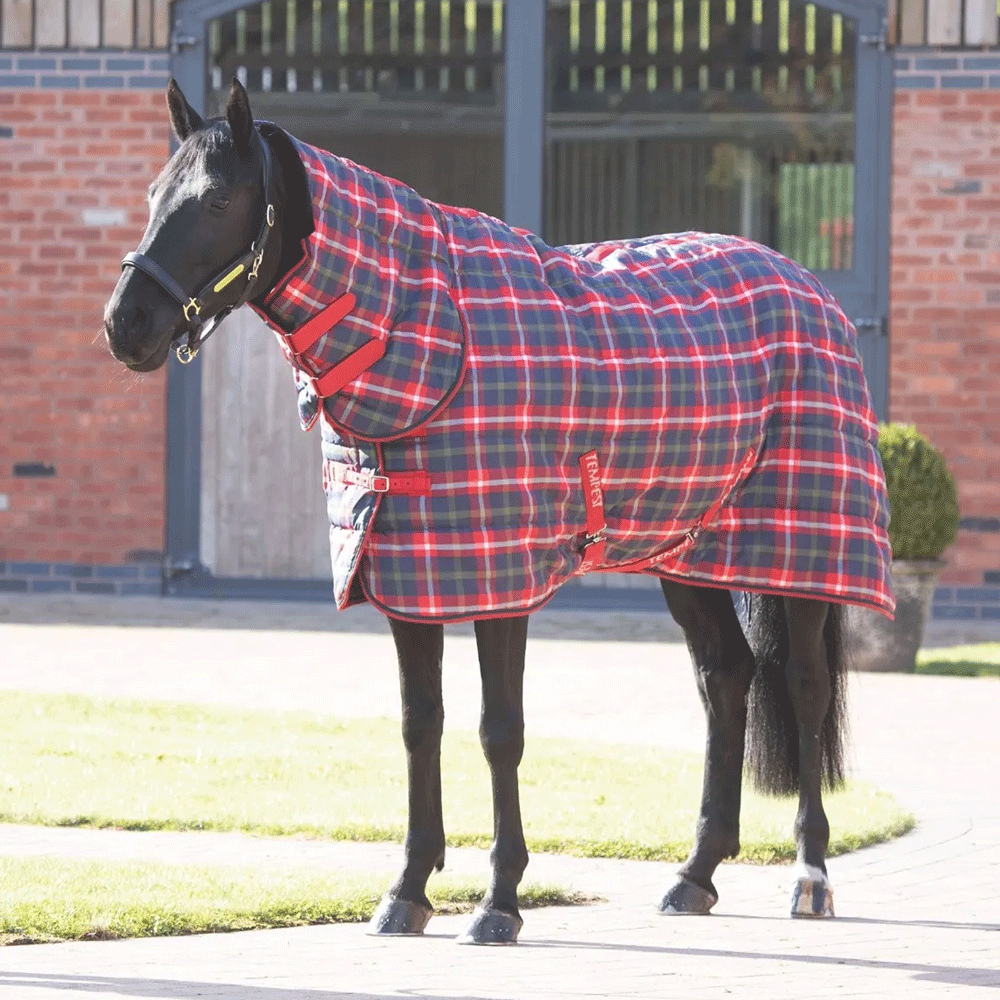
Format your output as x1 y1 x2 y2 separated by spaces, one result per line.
743 594 849 797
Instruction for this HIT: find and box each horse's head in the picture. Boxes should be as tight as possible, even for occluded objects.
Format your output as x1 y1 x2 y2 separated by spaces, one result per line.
104 78 280 371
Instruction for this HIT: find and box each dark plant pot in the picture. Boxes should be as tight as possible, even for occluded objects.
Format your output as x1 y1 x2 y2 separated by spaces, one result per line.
846 559 944 673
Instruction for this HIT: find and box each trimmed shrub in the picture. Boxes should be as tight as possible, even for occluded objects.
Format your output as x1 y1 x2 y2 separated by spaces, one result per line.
877 423 959 561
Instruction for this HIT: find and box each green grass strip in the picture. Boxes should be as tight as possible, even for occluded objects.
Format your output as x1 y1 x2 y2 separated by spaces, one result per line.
0 691 912 864
916 643 1000 678
0 856 586 944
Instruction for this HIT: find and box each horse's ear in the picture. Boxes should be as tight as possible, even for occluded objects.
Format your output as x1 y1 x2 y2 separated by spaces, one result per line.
226 78 255 158
166 78 205 142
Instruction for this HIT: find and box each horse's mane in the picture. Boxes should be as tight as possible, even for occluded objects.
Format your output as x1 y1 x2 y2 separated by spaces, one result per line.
256 121 315 300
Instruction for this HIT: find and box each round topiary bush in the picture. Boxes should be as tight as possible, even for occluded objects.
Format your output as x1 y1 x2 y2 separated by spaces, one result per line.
877 423 960 561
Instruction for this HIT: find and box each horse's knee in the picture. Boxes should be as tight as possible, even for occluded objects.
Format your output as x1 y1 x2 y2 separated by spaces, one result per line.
401 701 443 754
479 709 524 767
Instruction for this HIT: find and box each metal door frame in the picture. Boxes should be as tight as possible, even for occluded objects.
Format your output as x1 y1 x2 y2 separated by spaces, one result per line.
164 0 891 597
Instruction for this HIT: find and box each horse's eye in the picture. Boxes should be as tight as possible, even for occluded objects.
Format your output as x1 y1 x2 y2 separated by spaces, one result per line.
210 196 230 211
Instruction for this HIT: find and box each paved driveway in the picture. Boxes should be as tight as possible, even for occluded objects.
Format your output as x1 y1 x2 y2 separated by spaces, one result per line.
0 594 998 999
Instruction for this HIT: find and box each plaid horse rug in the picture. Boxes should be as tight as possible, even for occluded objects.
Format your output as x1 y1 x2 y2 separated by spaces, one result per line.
250 130 894 623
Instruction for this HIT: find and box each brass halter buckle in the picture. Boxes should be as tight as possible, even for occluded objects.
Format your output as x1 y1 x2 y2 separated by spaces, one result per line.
175 341 199 364
182 297 202 323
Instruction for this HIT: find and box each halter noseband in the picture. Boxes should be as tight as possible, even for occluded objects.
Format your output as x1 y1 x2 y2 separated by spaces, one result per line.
121 127 277 364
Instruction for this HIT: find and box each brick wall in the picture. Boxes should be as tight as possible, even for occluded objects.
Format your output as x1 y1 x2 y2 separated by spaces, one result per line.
892 52 1000 620
0 52 170 595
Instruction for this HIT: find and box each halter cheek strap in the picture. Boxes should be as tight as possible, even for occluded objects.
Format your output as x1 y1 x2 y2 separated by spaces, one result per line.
121 128 277 364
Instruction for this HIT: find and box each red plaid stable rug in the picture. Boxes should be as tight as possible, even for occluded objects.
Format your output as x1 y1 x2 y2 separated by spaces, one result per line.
251 131 895 623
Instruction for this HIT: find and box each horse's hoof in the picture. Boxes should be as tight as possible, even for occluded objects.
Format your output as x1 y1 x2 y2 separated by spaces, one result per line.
455 905 522 945
366 895 433 936
658 877 718 915
790 875 835 918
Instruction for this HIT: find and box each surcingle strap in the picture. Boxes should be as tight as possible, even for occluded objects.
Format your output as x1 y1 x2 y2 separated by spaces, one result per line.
324 460 431 496
577 450 607 573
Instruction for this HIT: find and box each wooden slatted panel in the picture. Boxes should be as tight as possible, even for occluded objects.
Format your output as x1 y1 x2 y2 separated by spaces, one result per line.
965 0 999 46
927 0 962 44
69 0 100 47
2 0 33 46
200 309 331 580
34 0 64 46
153 0 170 48
102 0 135 47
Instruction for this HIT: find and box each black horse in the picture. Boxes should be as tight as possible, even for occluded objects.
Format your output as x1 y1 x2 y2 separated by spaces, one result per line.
104 79 891 944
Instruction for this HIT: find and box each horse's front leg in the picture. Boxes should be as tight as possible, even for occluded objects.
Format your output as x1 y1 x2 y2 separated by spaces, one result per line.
368 617 445 936
457 615 530 945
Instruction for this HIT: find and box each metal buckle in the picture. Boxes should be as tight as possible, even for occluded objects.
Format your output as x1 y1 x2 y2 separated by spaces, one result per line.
175 341 199 364
266 203 275 227
582 527 607 547
371 475 390 493
182 297 202 323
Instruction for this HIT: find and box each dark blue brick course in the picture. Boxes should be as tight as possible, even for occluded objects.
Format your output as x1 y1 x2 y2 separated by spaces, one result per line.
83 75 125 88
106 58 146 70
53 563 94 578
141 564 163 579
30 579 73 594
0 580 28 593
941 75 984 89
95 565 141 580
127 74 170 88
914 57 960 71
0 75 38 87
61 57 101 70
982 606 1000 620
74 581 116 595
963 56 1000 70
894 57 911 71
0 58 12 70
122 582 163 596
934 587 955 602
40 75 81 88
9 561 51 575
896 75 937 89
149 57 170 71
15 56 57 70
932 604 978 620
956 587 1000 603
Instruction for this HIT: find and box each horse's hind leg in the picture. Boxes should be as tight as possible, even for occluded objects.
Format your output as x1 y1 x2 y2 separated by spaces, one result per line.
457 615 530 945
368 617 445 936
784 596 836 918
658 581 756 915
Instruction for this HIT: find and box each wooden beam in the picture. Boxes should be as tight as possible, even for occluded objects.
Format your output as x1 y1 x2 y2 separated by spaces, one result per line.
153 0 170 48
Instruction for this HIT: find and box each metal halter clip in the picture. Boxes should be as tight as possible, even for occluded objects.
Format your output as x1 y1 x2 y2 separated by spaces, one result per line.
175 341 199 364
182 297 202 323
249 245 265 282
266 202 275 227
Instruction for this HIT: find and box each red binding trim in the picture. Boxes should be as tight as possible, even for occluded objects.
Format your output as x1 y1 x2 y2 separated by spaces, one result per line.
286 292 357 354
577 450 607 573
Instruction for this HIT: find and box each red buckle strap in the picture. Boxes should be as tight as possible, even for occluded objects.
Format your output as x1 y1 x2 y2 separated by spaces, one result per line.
286 292 356 354
311 336 387 398
324 461 432 496
577 450 607 573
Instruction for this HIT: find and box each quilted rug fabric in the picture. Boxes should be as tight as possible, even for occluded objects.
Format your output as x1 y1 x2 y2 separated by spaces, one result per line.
252 130 894 622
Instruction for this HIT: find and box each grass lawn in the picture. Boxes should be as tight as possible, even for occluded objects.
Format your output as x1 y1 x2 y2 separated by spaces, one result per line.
0 691 912 864
916 643 1000 678
0 856 585 944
